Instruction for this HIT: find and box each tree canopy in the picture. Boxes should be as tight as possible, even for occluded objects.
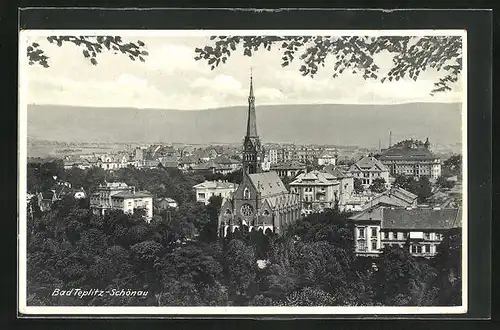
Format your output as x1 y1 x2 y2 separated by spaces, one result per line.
194 35 462 95
27 36 149 67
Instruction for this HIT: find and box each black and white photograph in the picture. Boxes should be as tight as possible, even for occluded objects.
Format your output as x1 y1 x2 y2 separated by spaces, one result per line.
18 28 467 315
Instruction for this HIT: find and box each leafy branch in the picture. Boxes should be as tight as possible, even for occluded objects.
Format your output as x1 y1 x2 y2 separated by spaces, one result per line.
27 36 149 67
194 36 462 95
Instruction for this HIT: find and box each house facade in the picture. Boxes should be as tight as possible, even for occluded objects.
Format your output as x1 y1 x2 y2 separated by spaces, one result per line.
193 180 238 205
289 170 340 215
348 156 390 188
349 206 461 257
378 138 442 180
270 160 306 179
90 182 153 221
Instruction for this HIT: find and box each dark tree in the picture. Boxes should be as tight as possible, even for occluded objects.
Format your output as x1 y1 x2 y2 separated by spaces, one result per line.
195 36 462 94
369 177 387 193
354 178 364 194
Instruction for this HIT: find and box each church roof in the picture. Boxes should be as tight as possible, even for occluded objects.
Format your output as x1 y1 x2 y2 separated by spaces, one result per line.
248 171 288 197
264 192 300 209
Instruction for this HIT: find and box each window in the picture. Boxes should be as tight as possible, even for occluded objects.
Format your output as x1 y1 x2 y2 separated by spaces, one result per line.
383 232 388 239
224 209 232 215
241 204 253 217
358 240 367 252
358 227 365 238
198 193 205 199
262 209 270 216
371 241 377 251
243 188 250 199
371 227 377 237
403 232 408 239
423 245 429 253
411 245 423 254
424 232 430 240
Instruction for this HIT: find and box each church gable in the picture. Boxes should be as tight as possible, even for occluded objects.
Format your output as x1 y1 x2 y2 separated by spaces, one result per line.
233 171 259 200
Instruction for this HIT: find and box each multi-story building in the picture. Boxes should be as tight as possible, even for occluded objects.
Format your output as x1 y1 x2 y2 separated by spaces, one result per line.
348 156 390 188
289 170 341 215
323 165 355 208
317 152 337 167
359 187 418 211
193 180 238 205
90 182 153 221
270 160 306 179
296 145 324 164
378 138 442 180
349 206 461 257
219 74 301 237
280 144 297 163
266 145 280 164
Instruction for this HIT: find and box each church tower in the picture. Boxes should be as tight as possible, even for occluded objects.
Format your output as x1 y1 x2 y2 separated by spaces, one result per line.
242 71 263 174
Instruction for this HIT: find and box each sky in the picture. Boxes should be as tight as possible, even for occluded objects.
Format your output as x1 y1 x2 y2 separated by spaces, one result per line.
24 34 464 110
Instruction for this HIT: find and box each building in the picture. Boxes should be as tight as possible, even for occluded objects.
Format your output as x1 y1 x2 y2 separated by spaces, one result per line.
348 156 390 188
193 180 238 205
349 206 461 257
360 187 418 211
178 155 198 171
156 197 178 210
317 153 337 167
323 165 355 209
90 182 153 221
191 161 233 175
296 145 324 164
378 138 442 180
219 73 301 237
289 170 341 215
270 160 306 179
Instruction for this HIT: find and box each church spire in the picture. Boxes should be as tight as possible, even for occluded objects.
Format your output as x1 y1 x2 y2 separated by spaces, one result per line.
246 69 258 137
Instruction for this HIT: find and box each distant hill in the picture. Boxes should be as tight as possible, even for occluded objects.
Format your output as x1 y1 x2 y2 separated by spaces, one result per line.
27 103 462 150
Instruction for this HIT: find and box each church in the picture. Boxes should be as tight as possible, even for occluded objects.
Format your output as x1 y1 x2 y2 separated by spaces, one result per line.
218 74 302 237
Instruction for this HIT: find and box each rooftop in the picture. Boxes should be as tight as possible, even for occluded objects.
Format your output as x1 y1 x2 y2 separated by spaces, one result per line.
349 156 389 172
111 191 153 199
248 171 288 197
290 170 340 186
350 206 462 230
193 180 238 190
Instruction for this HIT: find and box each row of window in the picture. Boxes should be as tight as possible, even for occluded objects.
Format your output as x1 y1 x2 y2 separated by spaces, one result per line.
358 227 444 241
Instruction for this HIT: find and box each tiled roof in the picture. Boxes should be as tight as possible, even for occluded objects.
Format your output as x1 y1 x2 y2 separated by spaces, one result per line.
379 145 438 161
290 170 339 186
323 165 351 178
388 187 418 203
193 180 238 190
350 206 462 230
360 194 410 211
248 171 288 197
349 156 389 172
264 192 300 209
382 208 462 230
111 191 153 199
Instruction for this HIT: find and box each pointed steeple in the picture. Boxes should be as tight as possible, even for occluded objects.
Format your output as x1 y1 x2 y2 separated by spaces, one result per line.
246 69 258 137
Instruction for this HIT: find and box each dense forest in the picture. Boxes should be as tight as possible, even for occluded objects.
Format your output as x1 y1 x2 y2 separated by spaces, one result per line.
25 161 462 306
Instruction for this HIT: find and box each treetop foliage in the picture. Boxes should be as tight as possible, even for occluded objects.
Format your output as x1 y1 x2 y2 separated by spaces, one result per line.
27 36 149 67
194 35 462 95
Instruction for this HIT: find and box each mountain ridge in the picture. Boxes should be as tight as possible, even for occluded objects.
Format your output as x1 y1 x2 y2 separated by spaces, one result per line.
27 102 462 149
